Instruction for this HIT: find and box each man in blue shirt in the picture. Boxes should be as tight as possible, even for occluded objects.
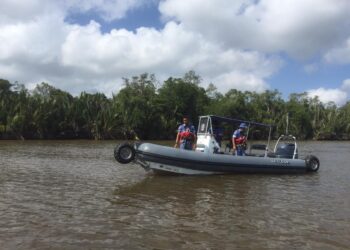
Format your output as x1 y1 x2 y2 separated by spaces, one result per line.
174 116 197 150
232 123 248 156
212 123 224 148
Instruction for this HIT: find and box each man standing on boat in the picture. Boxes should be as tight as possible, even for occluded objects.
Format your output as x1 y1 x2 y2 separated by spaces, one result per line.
211 120 224 148
175 116 197 150
232 123 248 156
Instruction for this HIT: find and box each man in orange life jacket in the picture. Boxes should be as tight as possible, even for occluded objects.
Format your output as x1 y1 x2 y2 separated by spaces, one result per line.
232 123 248 156
174 116 197 150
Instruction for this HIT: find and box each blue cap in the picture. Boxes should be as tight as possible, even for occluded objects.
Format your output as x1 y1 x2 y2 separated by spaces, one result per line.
239 123 247 128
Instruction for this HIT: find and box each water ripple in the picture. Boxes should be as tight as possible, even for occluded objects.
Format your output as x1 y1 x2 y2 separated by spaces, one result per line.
0 141 349 249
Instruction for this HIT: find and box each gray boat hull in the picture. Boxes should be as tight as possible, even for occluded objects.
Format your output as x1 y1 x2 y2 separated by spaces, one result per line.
135 143 309 175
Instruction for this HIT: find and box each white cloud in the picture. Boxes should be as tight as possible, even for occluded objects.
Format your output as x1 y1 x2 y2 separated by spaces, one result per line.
306 79 350 106
0 0 151 24
304 64 318 74
1 0 350 97
307 87 348 106
62 20 281 91
324 38 350 64
62 20 282 93
0 13 71 87
160 0 350 59
0 7 281 95
0 0 51 22
211 72 270 93
341 79 350 92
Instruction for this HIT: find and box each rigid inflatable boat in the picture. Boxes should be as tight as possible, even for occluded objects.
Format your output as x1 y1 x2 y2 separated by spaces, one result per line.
114 115 320 175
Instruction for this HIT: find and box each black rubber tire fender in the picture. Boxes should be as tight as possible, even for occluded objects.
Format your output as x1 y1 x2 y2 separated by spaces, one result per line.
305 155 320 172
114 142 136 164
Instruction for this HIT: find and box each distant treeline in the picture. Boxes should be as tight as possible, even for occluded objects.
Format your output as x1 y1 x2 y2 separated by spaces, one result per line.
1 71 350 140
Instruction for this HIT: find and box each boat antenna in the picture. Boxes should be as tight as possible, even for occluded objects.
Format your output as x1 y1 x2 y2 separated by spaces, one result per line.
265 126 272 157
246 124 250 141
286 112 289 135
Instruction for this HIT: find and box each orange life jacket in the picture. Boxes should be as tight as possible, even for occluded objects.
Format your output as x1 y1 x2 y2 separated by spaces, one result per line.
234 136 246 145
180 131 194 141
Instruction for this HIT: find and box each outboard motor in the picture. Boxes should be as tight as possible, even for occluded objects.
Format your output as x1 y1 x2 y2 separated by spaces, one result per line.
273 135 299 159
275 143 298 159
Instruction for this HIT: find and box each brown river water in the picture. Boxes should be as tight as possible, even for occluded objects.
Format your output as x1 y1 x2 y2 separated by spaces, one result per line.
0 140 349 250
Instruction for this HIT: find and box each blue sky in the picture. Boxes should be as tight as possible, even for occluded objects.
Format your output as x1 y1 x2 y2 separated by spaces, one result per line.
66 1 162 32
270 57 350 98
1 0 350 105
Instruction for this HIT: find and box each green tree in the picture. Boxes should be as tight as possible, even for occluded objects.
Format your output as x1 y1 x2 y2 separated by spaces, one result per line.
1 74 350 141
75 92 111 139
337 102 350 139
31 83 74 138
285 93 313 139
0 79 13 133
157 72 209 138
7 84 35 139
113 73 159 139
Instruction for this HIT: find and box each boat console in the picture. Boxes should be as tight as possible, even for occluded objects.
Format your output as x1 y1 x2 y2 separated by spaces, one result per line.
195 116 221 154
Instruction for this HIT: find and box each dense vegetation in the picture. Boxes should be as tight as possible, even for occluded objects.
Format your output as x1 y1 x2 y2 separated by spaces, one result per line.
1 72 350 140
